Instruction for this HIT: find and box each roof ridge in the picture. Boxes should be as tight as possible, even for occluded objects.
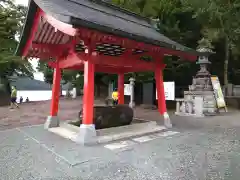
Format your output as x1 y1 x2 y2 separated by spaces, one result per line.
67 0 153 28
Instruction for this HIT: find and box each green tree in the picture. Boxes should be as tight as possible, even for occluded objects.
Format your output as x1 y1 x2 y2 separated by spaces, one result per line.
111 0 201 85
37 60 81 85
182 0 240 85
36 61 54 84
0 0 33 92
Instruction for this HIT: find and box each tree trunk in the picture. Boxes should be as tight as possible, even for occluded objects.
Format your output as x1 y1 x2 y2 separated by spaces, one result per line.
224 37 229 86
0 76 10 106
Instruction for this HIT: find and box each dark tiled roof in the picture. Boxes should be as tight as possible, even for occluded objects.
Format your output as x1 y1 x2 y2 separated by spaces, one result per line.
10 76 52 91
17 0 199 56
10 76 70 91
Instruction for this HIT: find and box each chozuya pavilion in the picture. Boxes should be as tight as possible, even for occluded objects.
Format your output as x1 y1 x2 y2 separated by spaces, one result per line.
16 0 200 144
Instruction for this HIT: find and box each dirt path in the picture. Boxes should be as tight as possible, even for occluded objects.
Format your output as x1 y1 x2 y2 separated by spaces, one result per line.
0 98 84 131
0 97 161 131
1 97 239 131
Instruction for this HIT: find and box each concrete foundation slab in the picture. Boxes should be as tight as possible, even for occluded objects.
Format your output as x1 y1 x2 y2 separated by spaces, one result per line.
48 119 166 145
44 116 60 129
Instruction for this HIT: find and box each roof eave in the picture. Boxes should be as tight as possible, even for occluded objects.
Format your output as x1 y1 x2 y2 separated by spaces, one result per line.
15 0 38 56
70 17 199 58
15 0 199 60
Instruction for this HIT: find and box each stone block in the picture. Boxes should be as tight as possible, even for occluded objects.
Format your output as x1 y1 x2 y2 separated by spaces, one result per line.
73 105 134 129
44 116 60 129
75 124 97 145
194 97 204 116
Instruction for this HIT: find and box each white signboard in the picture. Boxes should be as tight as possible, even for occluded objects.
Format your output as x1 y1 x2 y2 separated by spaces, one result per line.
124 84 131 96
156 82 175 100
210 76 226 108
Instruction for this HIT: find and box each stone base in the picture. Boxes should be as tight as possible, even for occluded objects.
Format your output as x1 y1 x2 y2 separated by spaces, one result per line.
163 112 172 128
50 120 166 145
175 112 205 118
184 90 218 114
129 101 135 108
75 124 97 145
44 116 60 129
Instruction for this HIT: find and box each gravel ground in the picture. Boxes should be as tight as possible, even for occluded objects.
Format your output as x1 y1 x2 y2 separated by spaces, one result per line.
0 97 92 131
1 98 240 179
1 117 240 180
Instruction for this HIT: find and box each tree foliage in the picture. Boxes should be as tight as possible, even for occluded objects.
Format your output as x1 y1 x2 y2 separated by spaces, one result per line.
111 0 201 85
111 0 240 85
37 0 240 89
182 0 240 85
0 0 33 90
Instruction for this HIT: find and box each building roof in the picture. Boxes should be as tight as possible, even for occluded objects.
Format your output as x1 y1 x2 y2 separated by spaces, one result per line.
10 76 52 91
17 0 200 56
10 76 70 91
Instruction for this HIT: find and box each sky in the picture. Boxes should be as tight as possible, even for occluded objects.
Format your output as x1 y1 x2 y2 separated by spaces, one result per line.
15 0 29 6
15 0 44 81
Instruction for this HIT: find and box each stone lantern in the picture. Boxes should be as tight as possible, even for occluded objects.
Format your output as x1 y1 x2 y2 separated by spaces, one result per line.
176 47 218 117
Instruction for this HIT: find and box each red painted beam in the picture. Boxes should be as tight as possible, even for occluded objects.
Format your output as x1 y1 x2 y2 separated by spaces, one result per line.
48 61 55 68
37 22 49 43
42 23 53 43
69 63 153 73
157 48 196 61
95 66 126 74
123 68 153 73
22 8 43 57
57 51 155 70
58 52 84 68
47 26 59 44
78 27 197 61
32 52 55 59
93 55 154 70
32 43 71 54
43 13 77 36
67 64 123 74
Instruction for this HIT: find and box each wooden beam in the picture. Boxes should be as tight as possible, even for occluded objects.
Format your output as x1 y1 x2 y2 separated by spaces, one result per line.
32 43 71 52
22 8 43 57
58 52 84 68
69 64 153 73
78 27 197 61
56 51 155 70
93 54 154 70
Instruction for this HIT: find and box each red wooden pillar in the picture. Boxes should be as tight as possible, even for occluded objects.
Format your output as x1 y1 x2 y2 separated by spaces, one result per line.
50 62 61 116
118 73 124 104
82 59 95 125
155 65 166 114
75 52 97 145
155 61 172 128
45 61 61 129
